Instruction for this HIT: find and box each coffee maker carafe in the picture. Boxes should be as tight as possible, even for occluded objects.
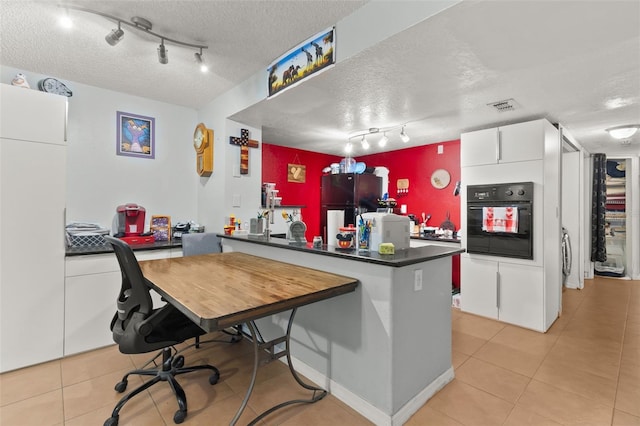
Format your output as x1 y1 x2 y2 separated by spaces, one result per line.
116 203 146 237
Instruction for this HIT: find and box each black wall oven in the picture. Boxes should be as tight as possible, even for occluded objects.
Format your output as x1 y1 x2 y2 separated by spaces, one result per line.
466 182 534 260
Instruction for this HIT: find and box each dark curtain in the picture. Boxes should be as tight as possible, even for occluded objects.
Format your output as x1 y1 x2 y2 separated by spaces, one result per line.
591 153 607 262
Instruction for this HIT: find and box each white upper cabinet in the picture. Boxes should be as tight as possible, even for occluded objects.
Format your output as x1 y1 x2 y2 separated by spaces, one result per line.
0 83 67 145
461 119 545 167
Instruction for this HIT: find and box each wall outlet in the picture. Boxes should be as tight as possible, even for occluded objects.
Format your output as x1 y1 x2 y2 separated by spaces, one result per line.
414 269 423 291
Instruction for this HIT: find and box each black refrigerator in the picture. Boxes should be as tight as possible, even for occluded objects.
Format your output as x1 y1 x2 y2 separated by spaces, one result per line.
320 173 382 239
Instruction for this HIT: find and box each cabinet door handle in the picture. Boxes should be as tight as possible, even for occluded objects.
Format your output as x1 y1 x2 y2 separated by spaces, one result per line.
496 271 500 309
496 130 502 162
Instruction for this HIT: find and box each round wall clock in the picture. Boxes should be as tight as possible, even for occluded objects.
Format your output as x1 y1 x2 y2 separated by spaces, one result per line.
193 123 214 176
430 169 451 189
38 78 72 97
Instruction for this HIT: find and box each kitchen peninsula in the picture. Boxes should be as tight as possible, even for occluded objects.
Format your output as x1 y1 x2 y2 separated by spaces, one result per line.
220 234 463 425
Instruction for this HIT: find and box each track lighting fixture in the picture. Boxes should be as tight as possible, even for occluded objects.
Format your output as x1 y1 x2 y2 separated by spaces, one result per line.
105 22 124 46
157 40 168 64
58 4 208 69
400 126 410 143
345 124 410 153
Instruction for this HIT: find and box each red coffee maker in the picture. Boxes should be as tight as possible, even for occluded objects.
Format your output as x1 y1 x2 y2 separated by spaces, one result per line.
116 203 155 245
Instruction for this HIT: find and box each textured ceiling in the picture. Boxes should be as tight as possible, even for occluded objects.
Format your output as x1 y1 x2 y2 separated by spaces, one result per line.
0 0 365 108
1 1 639 157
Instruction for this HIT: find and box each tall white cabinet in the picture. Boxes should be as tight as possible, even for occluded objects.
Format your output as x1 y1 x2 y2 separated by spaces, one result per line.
460 119 561 332
1 84 67 372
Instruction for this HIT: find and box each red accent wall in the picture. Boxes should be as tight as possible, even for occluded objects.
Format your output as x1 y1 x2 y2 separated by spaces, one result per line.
358 140 461 230
262 140 461 288
262 144 339 239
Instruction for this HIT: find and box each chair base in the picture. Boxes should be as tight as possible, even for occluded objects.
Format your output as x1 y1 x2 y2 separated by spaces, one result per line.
104 347 219 426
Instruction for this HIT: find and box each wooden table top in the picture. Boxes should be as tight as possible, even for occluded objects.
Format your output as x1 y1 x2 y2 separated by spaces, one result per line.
139 252 359 331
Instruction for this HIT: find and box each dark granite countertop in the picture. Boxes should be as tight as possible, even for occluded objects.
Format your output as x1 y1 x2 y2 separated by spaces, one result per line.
219 234 464 267
410 234 461 244
66 240 182 257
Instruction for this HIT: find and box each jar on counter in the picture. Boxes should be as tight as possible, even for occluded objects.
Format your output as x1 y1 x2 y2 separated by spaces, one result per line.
312 236 323 248
336 226 356 249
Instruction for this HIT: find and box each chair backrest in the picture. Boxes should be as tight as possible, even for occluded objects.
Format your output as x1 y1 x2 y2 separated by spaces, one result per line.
104 236 153 343
181 232 222 256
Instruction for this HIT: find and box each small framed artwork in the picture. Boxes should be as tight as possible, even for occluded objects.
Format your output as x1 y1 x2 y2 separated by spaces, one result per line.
150 215 171 241
288 163 306 183
116 111 155 159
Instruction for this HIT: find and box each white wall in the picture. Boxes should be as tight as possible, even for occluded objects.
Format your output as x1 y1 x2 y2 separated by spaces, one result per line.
1 66 199 231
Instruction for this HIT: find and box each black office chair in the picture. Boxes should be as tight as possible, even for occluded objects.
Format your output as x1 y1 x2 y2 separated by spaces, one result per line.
103 236 220 426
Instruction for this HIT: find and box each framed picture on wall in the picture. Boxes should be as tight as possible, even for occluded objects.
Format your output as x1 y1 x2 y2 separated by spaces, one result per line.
267 26 335 98
116 111 155 159
288 163 306 183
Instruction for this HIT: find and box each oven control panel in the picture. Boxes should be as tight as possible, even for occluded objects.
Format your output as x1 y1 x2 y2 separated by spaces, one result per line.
467 182 533 202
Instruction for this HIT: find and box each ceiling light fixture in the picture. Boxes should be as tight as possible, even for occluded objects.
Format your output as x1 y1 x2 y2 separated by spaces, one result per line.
157 39 168 64
400 126 410 143
105 21 124 46
58 4 208 69
194 48 208 73
379 132 388 148
58 10 73 29
606 125 639 139
361 135 370 150
346 123 410 152
345 141 353 154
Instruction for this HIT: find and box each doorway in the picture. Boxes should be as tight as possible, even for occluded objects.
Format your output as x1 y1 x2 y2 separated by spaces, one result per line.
594 158 629 279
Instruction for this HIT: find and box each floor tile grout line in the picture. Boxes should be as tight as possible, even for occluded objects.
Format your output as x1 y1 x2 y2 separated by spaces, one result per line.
610 280 633 425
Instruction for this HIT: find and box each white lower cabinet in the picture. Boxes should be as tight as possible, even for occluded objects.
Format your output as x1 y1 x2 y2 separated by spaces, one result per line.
460 256 498 319
461 254 544 331
64 248 181 356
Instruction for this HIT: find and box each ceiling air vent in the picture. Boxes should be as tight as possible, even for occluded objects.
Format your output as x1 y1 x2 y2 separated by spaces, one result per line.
487 98 518 112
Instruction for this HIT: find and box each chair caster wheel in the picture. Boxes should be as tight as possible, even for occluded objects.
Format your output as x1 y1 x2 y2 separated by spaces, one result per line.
209 371 220 385
114 381 127 393
172 355 185 369
173 409 186 424
104 416 119 426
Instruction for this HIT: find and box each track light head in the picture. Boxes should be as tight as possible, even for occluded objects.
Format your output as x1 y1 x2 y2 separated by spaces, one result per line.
361 135 370 150
345 141 353 154
400 126 410 143
105 22 124 46
157 41 168 64
379 133 388 147
194 50 208 73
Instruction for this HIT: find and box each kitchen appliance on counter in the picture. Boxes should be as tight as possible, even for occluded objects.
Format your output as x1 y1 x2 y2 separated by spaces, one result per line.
466 182 533 259
361 212 410 251
115 203 155 245
321 173 381 241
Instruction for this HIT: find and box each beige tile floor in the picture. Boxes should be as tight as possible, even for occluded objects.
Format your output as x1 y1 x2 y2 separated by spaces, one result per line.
1 276 638 425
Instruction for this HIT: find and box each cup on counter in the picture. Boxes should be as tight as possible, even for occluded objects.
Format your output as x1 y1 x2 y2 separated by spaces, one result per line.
358 223 371 251
312 236 323 249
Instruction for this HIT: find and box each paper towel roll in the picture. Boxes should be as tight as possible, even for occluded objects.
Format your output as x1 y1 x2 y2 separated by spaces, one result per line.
327 210 344 247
